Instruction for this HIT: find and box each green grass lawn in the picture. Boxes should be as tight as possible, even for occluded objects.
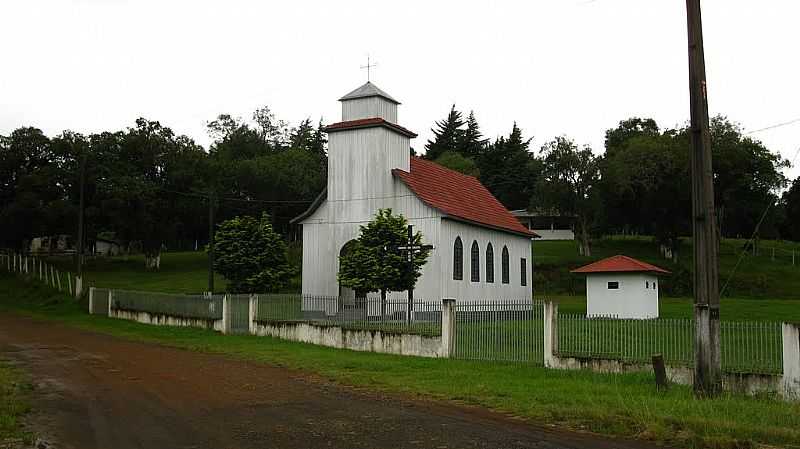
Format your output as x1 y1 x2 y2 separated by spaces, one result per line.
535 236 800 300
2 273 800 449
45 251 228 293
0 362 32 446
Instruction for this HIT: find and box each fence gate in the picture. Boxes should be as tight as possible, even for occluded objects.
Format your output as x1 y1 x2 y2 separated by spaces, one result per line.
228 294 250 334
454 300 544 364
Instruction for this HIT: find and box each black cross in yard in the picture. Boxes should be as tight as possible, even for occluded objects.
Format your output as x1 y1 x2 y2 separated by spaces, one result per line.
397 224 434 324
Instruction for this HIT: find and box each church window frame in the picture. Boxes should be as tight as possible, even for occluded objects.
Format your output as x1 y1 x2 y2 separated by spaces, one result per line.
501 246 510 284
453 237 464 281
520 258 527 286
470 241 480 282
486 243 494 283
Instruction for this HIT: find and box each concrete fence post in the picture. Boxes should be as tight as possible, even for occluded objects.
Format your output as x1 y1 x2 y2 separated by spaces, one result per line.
441 298 456 358
249 294 257 335
75 276 83 299
782 322 800 400
88 287 95 314
544 301 559 368
67 273 73 297
108 289 113 317
222 294 231 334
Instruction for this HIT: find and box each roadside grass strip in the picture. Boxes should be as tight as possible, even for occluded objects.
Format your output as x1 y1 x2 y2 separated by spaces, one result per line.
0 361 32 446
1 274 799 449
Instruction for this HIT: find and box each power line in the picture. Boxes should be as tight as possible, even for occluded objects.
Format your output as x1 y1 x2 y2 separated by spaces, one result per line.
158 187 313 205
745 117 800 135
719 145 800 298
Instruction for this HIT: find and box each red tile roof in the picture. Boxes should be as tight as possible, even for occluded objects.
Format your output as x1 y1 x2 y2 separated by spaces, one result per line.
393 157 536 237
571 255 670 274
325 118 418 138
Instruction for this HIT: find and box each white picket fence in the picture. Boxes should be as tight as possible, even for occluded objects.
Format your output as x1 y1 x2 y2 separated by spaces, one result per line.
0 252 83 298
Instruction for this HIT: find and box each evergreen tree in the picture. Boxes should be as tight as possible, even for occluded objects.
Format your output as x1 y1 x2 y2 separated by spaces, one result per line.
424 105 465 160
461 111 488 158
478 123 537 210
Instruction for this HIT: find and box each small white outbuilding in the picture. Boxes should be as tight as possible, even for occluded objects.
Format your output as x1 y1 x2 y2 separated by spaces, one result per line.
571 255 670 319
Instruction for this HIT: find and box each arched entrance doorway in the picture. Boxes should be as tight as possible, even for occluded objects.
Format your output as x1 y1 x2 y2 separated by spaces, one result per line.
338 240 358 304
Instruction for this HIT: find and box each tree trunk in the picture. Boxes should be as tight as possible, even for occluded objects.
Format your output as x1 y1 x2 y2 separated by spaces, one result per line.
578 218 592 257
144 251 161 270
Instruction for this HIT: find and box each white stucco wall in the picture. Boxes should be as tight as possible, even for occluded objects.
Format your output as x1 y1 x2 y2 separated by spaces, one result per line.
301 178 443 300
440 219 532 302
327 127 410 203
300 182 533 303
585 273 659 319
342 97 398 122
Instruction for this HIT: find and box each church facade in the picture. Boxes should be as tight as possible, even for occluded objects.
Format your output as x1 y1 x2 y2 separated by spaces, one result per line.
293 82 536 302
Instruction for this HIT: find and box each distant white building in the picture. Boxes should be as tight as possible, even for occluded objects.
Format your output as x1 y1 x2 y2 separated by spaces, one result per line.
571 255 669 319
95 238 122 257
511 209 575 241
293 81 537 304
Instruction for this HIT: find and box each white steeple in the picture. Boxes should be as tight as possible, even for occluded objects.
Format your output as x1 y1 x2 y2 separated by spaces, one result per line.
339 81 399 123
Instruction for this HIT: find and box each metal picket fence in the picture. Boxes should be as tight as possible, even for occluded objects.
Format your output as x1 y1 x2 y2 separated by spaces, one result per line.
254 294 443 337
453 300 545 364
720 320 783 374
111 290 223 320
556 314 783 374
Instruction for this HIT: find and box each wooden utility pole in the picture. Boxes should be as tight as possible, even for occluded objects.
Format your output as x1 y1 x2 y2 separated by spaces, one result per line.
76 152 87 278
686 0 721 396
208 191 216 293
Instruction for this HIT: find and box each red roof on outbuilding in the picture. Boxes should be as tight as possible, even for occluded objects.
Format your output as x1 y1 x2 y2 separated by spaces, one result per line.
571 255 670 274
393 157 536 237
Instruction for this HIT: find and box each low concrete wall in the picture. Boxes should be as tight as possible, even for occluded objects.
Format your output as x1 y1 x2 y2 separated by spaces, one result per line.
551 355 783 396
110 308 224 332
252 320 444 358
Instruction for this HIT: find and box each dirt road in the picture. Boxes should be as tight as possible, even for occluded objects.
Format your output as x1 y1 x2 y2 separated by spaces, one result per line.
0 314 661 449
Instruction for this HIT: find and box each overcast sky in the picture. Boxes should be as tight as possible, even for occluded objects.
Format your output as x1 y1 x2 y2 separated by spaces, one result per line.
2 0 798 178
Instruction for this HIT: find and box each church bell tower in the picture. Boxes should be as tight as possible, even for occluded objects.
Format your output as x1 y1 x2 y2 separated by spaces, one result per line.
325 82 417 206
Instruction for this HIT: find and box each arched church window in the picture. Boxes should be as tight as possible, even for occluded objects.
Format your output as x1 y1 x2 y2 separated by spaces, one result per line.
471 241 480 282
486 243 494 283
453 237 463 280
501 246 510 284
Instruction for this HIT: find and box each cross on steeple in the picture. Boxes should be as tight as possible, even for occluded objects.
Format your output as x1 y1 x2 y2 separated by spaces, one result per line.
360 55 377 82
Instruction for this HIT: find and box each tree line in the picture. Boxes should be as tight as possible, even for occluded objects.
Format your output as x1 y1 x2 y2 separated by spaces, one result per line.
0 107 327 266
1 104 797 266
424 107 795 256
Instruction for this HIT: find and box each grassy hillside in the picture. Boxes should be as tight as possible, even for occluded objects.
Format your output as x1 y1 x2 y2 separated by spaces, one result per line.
46 252 229 294
535 236 800 300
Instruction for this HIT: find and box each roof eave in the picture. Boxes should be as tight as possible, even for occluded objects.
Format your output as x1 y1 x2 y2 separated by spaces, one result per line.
442 216 538 238
326 121 417 138
338 93 401 105
290 188 327 224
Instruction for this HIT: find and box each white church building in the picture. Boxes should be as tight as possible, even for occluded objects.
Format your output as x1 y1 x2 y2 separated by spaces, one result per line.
293 81 537 303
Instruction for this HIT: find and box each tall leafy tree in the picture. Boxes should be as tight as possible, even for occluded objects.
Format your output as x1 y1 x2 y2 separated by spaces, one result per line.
536 136 601 256
338 209 431 310
434 151 481 177
601 129 690 258
213 212 292 293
